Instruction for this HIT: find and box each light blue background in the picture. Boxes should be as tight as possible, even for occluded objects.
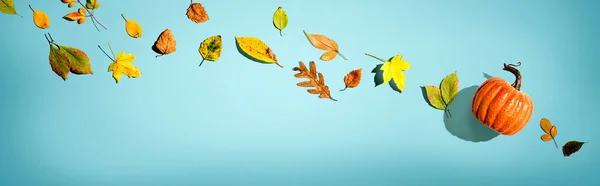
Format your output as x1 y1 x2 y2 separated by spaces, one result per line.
1 0 598 185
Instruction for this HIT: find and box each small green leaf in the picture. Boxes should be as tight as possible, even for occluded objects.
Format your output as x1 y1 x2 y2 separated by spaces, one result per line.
0 0 20 17
272 6 288 36
423 86 446 110
440 72 459 105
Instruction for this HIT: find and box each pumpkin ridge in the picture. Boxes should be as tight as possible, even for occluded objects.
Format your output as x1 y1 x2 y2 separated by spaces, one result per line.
503 93 526 135
510 95 534 135
477 82 505 121
472 80 499 116
471 79 494 108
487 89 516 131
494 93 520 134
483 87 510 125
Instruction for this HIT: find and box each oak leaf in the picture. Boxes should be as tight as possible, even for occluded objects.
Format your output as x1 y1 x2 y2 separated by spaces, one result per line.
198 35 222 66
122 14 142 38
340 68 362 91
0 0 20 17
30 5 49 29
562 141 587 157
303 30 347 61
293 61 336 101
187 1 209 23
235 36 282 68
45 34 93 81
540 118 558 148
152 29 176 57
272 6 288 36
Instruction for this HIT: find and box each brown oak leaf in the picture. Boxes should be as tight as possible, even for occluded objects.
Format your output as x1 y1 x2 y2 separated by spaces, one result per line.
293 61 336 101
187 1 209 23
152 29 176 57
341 68 362 91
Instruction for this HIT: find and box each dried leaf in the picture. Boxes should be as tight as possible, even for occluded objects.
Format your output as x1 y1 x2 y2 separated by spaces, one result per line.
46 34 93 80
63 12 84 21
198 35 222 66
440 72 459 105
0 0 20 17
272 6 288 36
423 86 446 110
187 1 209 23
320 51 337 61
30 5 49 29
539 118 558 148
340 68 362 91
152 29 176 57
86 0 100 10
108 51 142 83
293 61 336 101
562 141 587 157
303 30 347 61
68 2 76 8
122 14 142 38
235 36 282 68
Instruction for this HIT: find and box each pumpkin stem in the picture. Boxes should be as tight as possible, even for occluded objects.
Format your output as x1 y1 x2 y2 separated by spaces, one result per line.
503 62 522 91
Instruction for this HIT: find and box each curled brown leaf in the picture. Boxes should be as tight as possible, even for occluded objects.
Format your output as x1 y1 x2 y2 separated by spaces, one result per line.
152 29 176 57
293 61 336 101
341 68 362 91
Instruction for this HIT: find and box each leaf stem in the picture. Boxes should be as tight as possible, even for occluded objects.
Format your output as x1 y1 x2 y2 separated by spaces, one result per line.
280 31 283 37
275 62 284 68
330 97 338 101
199 59 205 67
365 53 386 62
98 45 115 62
340 87 348 91
76 0 107 30
337 51 348 60
44 33 60 49
121 14 127 21
29 5 34 12
107 42 115 59
552 138 558 148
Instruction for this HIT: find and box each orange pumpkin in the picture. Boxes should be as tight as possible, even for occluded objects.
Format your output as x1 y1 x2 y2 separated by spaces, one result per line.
472 62 533 135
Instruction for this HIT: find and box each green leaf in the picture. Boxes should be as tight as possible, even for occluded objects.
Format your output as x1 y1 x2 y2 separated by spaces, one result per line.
440 72 459 105
48 42 93 81
272 6 288 36
423 86 446 110
0 0 20 17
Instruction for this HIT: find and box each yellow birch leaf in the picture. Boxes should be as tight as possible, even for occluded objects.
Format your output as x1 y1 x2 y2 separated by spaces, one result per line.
235 36 282 68
29 5 49 29
198 35 222 66
122 14 142 38
272 6 288 36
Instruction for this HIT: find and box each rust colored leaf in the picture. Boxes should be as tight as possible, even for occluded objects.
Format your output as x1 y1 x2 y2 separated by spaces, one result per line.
562 141 587 157
293 61 336 101
63 12 84 21
341 68 362 91
152 29 176 57
187 1 209 23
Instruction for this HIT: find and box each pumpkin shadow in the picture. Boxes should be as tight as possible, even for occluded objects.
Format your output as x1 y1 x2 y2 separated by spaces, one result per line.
442 85 500 142
235 39 272 65
371 64 402 93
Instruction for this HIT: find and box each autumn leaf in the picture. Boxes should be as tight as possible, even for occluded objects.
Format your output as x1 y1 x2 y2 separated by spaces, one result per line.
423 86 446 110
293 61 336 101
187 0 209 23
45 33 93 80
121 14 142 38
366 53 411 92
340 68 362 91
304 30 347 61
98 43 142 83
273 6 288 36
68 2 76 8
540 118 558 148
152 29 176 57
29 5 49 29
440 72 459 105
562 141 587 157
63 8 86 24
0 0 20 17
235 36 282 68
198 35 222 66
86 0 100 10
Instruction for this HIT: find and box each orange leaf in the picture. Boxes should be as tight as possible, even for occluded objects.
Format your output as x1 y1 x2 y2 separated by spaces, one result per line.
303 30 347 61
341 68 362 91
186 1 209 23
63 12 83 21
152 29 177 57
320 51 337 61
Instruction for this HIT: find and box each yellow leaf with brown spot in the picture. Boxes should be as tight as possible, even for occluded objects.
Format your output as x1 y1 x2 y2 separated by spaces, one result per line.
235 36 282 68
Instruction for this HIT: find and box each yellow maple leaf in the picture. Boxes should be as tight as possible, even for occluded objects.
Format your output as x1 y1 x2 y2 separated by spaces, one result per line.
108 51 142 83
